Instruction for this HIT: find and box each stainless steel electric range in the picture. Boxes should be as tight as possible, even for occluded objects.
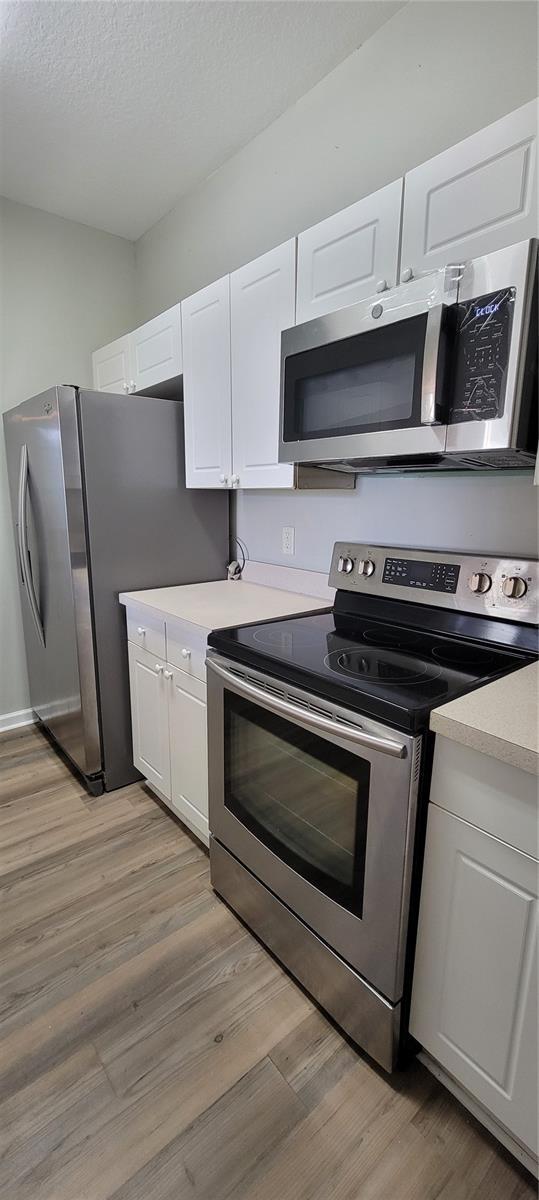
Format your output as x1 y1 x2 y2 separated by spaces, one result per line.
206 544 538 1071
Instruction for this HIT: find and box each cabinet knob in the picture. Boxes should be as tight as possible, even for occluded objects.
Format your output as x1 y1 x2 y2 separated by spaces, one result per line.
128 381 136 394
401 267 413 283
164 669 173 679
219 474 227 485
137 627 146 636
376 279 388 293
155 663 164 673
181 648 191 659
122 382 129 393
230 474 239 487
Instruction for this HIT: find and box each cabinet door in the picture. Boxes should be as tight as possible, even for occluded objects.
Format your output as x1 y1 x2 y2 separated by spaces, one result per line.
181 277 232 489
296 180 403 323
231 241 295 489
127 642 171 799
169 670 209 844
401 100 538 281
130 305 182 393
411 805 538 1154
92 335 131 394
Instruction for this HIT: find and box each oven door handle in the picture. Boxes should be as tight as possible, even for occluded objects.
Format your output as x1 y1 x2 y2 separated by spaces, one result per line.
207 659 407 759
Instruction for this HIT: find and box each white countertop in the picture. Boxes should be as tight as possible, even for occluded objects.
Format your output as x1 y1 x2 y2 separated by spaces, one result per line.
119 578 328 630
430 661 538 775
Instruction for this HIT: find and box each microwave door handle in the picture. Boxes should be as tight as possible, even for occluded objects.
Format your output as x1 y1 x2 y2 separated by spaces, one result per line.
207 659 407 759
421 304 444 426
17 443 45 648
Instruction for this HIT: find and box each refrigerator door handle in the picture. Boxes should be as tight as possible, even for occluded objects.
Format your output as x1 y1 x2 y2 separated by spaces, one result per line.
17 443 45 647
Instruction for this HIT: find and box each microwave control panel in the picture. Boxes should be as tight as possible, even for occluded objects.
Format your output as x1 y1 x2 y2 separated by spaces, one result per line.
450 287 515 424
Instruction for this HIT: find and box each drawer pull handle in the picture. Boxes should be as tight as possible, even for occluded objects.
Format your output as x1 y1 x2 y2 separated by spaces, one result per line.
137 626 146 636
164 670 173 679
181 648 191 659
155 663 164 673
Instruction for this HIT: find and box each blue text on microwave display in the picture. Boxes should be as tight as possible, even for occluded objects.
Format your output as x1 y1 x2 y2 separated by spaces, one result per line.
474 301 501 318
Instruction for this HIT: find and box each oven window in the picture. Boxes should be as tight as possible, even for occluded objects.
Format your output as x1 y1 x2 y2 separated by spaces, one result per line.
283 312 427 442
224 693 370 916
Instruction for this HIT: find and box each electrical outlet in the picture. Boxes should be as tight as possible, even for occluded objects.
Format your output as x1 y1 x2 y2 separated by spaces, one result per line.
282 526 295 556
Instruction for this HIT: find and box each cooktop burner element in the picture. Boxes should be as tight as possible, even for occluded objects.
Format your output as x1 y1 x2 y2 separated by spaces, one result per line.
325 646 442 687
208 544 538 733
431 643 496 668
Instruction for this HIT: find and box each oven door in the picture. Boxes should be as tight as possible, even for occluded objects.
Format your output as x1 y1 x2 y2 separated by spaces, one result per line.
279 273 454 467
207 654 420 1003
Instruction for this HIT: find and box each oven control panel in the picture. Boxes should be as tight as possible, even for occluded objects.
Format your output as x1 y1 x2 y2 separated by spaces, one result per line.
329 543 539 625
382 557 460 594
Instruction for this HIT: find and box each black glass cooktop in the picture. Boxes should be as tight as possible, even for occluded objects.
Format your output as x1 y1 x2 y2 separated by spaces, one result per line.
208 609 534 733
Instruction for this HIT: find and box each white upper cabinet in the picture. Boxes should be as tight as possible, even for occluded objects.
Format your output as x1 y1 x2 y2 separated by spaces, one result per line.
296 179 403 323
92 335 131 394
401 100 538 282
130 304 182 393
230 240 296 489
181 276 232 489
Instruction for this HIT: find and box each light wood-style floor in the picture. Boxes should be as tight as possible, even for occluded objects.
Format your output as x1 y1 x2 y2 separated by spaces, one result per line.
0 724 535 1200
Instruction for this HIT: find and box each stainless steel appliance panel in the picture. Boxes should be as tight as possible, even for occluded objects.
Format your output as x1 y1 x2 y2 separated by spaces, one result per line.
208 654 420 1003
78 390 229 791
3 387 101 774
329 543 539 626
211 837 401 1071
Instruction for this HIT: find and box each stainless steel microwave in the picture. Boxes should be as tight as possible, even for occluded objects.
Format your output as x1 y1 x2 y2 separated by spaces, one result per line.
279 239 537 473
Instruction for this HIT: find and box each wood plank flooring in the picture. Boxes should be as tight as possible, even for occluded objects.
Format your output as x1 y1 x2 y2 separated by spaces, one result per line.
0 724 534 1200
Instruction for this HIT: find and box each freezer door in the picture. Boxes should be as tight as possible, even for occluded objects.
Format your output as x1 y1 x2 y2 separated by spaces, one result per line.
3 387 101 776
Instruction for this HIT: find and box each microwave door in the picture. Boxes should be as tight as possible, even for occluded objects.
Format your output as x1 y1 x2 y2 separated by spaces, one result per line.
446 239 537 455
279 276 452 466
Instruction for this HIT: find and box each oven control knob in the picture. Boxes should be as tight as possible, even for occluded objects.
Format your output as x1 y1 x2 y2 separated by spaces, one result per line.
469 572 492 595
357 559 375 578
338 555 354 575
502 576 527 600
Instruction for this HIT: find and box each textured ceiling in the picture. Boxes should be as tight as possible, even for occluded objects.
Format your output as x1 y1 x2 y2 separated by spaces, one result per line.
0 0 404 239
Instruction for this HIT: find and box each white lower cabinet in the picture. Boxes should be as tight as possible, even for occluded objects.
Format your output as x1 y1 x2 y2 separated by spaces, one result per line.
169 670 208 842
127 643 171 799
127 627 210 845
411 769 538 1160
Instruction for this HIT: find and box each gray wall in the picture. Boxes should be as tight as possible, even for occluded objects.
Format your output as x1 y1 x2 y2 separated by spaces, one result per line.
134 1 539 576
135 2 539 320
234 474 539 574
0 197 136 722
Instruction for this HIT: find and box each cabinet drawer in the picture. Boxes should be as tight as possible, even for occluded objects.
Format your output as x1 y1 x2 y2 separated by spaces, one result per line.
166 618 208 681
126 607 166 660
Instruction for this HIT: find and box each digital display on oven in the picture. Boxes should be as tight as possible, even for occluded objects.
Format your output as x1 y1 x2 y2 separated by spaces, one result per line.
383 557 460 594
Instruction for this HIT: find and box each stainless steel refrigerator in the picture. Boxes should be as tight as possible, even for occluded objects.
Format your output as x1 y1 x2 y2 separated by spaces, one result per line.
3 385 229 794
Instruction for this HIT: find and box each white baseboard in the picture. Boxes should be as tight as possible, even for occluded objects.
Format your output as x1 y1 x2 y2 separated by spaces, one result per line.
418 1052 538 1178
0 707 36 734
